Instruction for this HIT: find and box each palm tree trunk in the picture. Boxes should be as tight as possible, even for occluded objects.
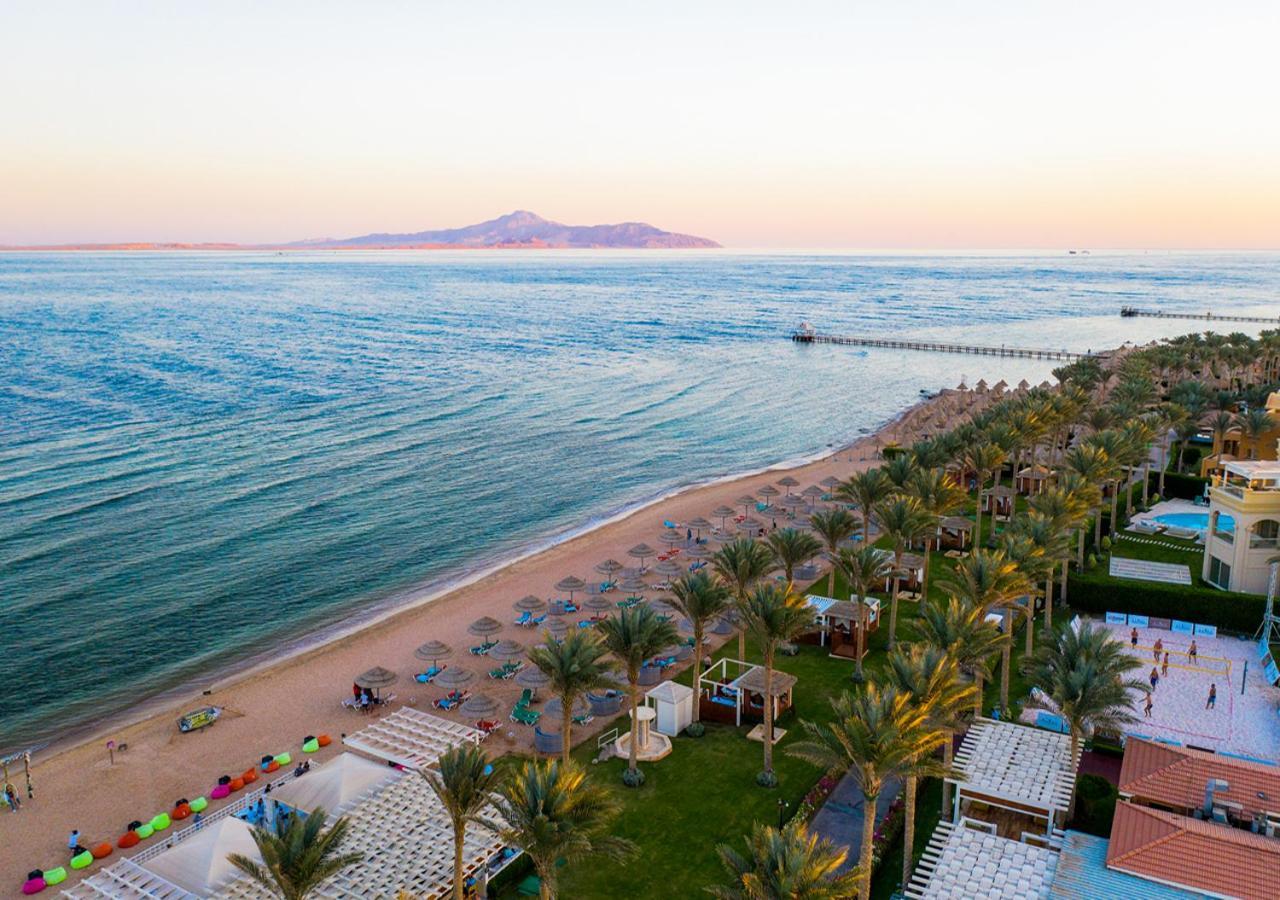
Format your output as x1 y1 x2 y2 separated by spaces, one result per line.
1109 483 1120 537
1066 733 1081 822
1159 440 1168 495
561 706 573 766
827 564 836 599
1061 558 1069 602
1093 505 1102 551
1044 575 1054 633
973 673 984 718
859 789 879 900
973 487 984 554
691 625 704 724
1141 462 1150 507
901 774 918 889
1000 609 1012 712
921 535 934 606
538 860 555 900
888 572 901 651
855 602 867 682
1025 605 1035 658
628 677 640 775
453 822 466 900
762 650 775 776
941 729 954 813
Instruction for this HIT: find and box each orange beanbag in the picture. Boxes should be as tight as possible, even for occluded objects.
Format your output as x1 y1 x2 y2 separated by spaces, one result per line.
241 769 258 784
228 778 245 792
117 831 140 849
317 734 332 747
264 761 280 773
172 803 192 820
91 843 113 860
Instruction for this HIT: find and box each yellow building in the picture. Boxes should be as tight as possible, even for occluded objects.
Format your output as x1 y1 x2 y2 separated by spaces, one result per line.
1203 460 1280 594
1199 392 1280 478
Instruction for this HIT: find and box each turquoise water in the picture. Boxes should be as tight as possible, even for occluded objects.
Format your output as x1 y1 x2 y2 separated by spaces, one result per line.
2 250 1278 752
1154 512 1233 533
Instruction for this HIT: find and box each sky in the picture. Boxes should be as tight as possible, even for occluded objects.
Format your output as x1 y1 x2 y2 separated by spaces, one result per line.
2 2 1279 249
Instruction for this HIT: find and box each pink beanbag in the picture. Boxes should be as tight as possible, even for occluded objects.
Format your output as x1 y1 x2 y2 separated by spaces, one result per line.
210 784 231 800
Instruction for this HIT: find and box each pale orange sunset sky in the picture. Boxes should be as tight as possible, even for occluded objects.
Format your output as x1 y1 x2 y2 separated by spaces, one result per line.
3 1 1279 248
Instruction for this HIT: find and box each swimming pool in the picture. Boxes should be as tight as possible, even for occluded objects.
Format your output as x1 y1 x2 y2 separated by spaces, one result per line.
1154 511 1234 534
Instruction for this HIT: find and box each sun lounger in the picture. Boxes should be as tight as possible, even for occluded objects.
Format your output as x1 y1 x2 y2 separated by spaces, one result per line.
414 664 445 684
488 660 525 680
469 640 498 656
514 611 534 626
510 705 541 726
1129 520 1164 535
1165 525 1200 541
617 596 642 608
432 690 470 711
476 719 499 735
599 580 617 592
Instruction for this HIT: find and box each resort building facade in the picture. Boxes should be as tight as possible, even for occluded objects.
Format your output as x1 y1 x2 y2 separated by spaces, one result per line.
1198 391 1280 478
1202 460 1280 594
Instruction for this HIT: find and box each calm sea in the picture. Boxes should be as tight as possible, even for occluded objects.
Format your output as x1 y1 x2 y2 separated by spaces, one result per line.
2 250 1277 752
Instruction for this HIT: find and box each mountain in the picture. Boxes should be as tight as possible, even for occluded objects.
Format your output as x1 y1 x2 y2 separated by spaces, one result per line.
291 211 720 249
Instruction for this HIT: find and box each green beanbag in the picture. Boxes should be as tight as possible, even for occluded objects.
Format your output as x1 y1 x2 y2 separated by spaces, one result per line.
273 752 291 766
70 851 94 870
150 812 171 831
189 796 208 813
43 868 67 885
136 823 154 839
302 738 319 753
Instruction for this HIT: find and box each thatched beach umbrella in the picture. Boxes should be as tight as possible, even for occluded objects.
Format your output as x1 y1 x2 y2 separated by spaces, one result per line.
776 475 800 493
435 666 476 689
540 617 569 640
619 575 648 596
584 594 614 612
686 516 713 537
652 560 683 579
545 696 591 719
414 640 453 663
468 616 503 637
803 484 826 501
460 694 499 718
711 506 737 527
555 576 587 600
354 666 398 691
737 517 765 534
627 543 657 568
594 559 624 576
819 476 841 490
778 494 804 512
757 485 780 503
710 528 736 543
488 639 526 661
516 666 550 690
736 495 758 515
657 527 685 546
513 595 546 614
686 543 712 560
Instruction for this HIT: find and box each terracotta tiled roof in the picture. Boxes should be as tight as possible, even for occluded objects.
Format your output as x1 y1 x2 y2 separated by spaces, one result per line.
1106 802 1280 899
1119 738 1280 819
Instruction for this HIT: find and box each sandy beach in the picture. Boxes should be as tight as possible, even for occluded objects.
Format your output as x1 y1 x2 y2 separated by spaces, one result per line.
1 387 990 894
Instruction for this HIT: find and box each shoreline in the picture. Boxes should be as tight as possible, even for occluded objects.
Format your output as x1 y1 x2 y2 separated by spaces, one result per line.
13 401 915 764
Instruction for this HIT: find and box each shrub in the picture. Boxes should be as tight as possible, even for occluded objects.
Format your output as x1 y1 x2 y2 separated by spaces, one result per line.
1067 571 1265 634
1070 774 1118 837
1149 470 1210 501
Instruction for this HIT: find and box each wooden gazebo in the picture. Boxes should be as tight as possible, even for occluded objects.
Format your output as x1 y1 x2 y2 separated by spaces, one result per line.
937 516 974 551
1014 465 1052 496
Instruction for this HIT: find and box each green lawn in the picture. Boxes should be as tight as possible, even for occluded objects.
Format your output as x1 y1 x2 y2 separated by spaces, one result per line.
494 542 1048 899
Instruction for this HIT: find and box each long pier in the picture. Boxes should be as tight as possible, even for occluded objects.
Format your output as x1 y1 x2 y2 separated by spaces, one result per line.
790 331 1090 361
1120 306 1280 324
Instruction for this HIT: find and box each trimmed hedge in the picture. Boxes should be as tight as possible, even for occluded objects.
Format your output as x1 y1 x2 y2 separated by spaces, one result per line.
1149 470 1210 501
1067 571 1265 634
1070 774 1118 837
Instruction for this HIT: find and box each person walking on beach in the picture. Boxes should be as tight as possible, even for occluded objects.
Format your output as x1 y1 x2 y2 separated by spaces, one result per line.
193 811 203 830
1144 692 1153 717
1149 667 1160 691
3 784 19 812
1130 627 1138 648
1153 637 1163 662
1207 684 1217 709
1189 640 1198 664
1162 652 1169 677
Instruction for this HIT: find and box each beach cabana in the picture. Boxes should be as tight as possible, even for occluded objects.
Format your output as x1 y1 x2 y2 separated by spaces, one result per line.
947 717 1079 836
872 549 924 592
1015 465 1052 496
697 658 796 727
982 484 1016 520
938 516 974 551
270 752 393 819
140 817 262 895
804 595 880 658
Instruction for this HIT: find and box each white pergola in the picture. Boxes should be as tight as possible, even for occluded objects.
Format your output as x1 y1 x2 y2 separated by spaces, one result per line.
947 718 1079 835
341 707 484 771
905 818 1059 899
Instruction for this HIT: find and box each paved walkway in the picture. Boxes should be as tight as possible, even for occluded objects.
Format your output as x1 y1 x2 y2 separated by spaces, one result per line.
809 773 903 872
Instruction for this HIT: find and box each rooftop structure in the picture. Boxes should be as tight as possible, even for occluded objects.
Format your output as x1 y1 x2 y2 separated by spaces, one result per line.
905 819 1059 899
1048 830 1199 899
1106 801 1280 899
947 718 1079 835
341 707 484 770
1118 737 1280 827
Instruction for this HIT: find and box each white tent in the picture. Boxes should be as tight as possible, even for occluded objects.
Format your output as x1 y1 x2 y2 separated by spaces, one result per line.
142 817 262 896
646 680 694 736
270 752 393 819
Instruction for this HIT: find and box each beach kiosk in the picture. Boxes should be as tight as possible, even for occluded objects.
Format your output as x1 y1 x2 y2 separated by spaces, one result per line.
646 680 694 736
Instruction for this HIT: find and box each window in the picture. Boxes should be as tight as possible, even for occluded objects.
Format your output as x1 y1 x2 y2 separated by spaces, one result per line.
1212 512 1234 544
1208 556 1232 590
1250 519 1280 549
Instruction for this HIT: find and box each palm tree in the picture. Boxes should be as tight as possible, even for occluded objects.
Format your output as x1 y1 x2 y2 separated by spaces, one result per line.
708 822 861 900
488 759 635 900
809 508 860 598
422 745 503 900
1026 621 1145 820
934 550 1031 715
872 496 933 649
787 684 944 900
836 468 895 544
668 570 733 727
527 629 617 765
916 597 1003 812
766 527 824 588
885 645 975 888
833 546 893 682
1238 408 1275 458
961 443 1005 550
1012 512 1071 637
1089 430 1131 538
713 536 777 660
597 605 680 786
228 806 362 900
905 467 967 602
738 583 815 786
1062 443 1111 561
